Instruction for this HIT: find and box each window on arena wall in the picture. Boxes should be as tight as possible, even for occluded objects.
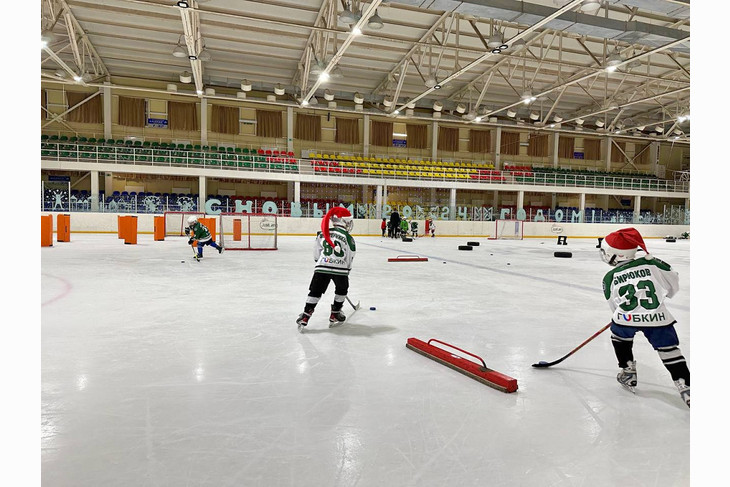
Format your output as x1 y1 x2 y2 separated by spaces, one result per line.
500 131 520 155
527 133 549 157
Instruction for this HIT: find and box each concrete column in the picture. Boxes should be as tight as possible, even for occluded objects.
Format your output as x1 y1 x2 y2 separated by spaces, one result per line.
517 190 524 214
363 114 370 157
449 188 456 220
200 98 208 146
552 132 559 168
198 176 206 212
104 172 113 199
579 193 586 222
103 82 112 140
495 126 502 170
431 121 439 161
634 195 641 223
287 107 294 154
650 141 659 175
90 170 100 212
605 137 612 172
294 181 300 203
362 184 368 205
376 185 383 217
492 190 499 214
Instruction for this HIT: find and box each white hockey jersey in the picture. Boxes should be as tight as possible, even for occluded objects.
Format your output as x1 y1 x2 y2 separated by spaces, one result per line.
313 227 356 276
602 256 679 327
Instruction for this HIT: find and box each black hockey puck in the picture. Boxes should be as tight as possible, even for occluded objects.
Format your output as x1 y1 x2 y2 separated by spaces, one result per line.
554 251 572 258
467 241 480 246
402 237 413 242
458 245 473 251
666 238 676 243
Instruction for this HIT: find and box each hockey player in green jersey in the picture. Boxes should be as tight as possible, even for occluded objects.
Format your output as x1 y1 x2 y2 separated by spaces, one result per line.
296 207 356 332
185 216 223 261
599 227 690 407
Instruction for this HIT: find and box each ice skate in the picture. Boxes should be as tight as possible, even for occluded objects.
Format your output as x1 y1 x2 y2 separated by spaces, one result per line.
218 246 224 254
617 360 637 393
296 312 311 333
329 306 347 328
194 254 201 262
674 378 690 408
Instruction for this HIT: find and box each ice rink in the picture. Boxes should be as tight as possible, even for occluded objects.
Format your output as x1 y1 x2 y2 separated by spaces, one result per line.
40 230 693 486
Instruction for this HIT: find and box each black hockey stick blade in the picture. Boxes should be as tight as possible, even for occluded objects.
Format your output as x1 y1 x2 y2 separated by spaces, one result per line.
532 323 611 368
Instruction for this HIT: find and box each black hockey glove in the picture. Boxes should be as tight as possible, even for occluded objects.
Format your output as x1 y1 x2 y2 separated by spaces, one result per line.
188 238 194 245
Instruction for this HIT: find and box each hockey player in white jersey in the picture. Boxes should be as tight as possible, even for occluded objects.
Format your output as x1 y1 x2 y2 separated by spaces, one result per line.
600 227 690 407
296 207 356 332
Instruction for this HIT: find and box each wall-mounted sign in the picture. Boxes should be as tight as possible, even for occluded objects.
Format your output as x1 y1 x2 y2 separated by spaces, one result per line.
147 118 168 128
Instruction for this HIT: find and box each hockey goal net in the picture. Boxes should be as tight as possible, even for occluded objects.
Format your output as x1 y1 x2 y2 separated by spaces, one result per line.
219 213 278 250
493 219 524 240
163 211 206 237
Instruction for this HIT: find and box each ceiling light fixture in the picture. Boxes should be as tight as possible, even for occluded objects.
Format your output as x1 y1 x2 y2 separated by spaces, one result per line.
605 50 622 72
339 3 356 24
529 111 539 121
581 0 602 14
368 10 384 30
179 71 192 83
176 1 189 8
455 103 467 114
433 83 442 90
319 71 330 82
487 32 503 49
507 109 517 118
351 26 362 36
198 48 211 62
241 80 252 91
41 30 55 49
324 89 335 101
433 101 443 112
274 84 285 96
595 120 604 128
172 40 187 58
353 92 364 104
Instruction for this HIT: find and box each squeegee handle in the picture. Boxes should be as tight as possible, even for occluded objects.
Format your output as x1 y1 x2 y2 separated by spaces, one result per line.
427 339 487 369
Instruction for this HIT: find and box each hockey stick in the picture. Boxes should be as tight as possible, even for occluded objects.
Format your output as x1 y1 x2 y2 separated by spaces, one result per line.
531 323 611 368
346 296 361 310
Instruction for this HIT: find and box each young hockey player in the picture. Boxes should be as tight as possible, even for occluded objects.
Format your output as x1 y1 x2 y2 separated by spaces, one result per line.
599 227 690 408
381 218 387 237
400 218 409 238
296 207 356 332
185 216 223 261
410 220 418 238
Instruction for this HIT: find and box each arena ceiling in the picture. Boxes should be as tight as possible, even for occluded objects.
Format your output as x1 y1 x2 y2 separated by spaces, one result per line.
40 0 690 142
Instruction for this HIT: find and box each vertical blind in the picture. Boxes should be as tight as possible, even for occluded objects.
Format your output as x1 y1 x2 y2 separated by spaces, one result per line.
468 129 491 153
437 126 459 152
370 120 393 147
611 140 627 163
336 118 359 144
527 133 549 157
211 105 239 134
583 138 601 160
168 101 199 131
406 124 428 149
66 92 102 124
118 96 146 127
500 131 520 155
256 109 283 138
294 113 321 141
558 136 575 159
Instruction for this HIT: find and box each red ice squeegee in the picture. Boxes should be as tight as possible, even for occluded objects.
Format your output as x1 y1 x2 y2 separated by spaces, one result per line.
388 254 429 262
406 338 518 393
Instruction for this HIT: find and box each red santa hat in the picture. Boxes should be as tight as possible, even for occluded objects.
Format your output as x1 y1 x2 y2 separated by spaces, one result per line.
321 207 352 248
603 227 652 260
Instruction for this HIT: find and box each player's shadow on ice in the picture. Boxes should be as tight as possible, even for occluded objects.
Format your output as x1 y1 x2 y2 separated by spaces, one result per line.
305 324 398 336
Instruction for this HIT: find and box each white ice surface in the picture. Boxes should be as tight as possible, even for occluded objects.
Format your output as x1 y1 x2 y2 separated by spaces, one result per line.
41 233 691 487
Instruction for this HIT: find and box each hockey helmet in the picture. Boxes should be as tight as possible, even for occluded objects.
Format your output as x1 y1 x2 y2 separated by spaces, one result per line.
187 215 198 225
